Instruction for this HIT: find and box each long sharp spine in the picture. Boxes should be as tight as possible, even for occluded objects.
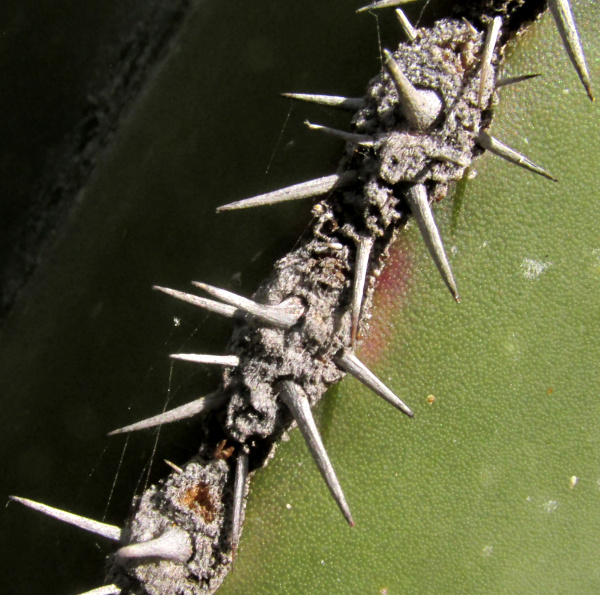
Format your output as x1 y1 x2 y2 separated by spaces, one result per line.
192 282 305 329
479 16 502 108
395 8 417 42
352 236 374 345
231 450 249 556
170 353 240 367
217 172 355 212
548 0 594 101
305 120 374 146
165 459 183 474
116 527 192 563
77 586 121 595
108 392 227 435
476 131 558 182
154 285 237 318
462 17 478 37
357 0 417 13
282 92 365 111
383 49 442 130
337 350 414 417
279 381 354 526
406 184 460 302
9 496 122 541
496 73 541 88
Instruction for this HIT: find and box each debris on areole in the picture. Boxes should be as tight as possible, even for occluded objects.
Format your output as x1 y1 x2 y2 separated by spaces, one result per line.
180 481 217 523
214 439 235 460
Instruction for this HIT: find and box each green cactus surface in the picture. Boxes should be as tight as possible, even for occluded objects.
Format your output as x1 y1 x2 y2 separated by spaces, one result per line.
219 5 600 594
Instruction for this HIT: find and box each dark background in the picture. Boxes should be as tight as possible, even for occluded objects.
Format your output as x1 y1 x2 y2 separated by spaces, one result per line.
0 1 447 593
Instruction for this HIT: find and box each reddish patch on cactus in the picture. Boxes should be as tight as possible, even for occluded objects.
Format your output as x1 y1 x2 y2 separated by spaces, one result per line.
360 236 415 365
